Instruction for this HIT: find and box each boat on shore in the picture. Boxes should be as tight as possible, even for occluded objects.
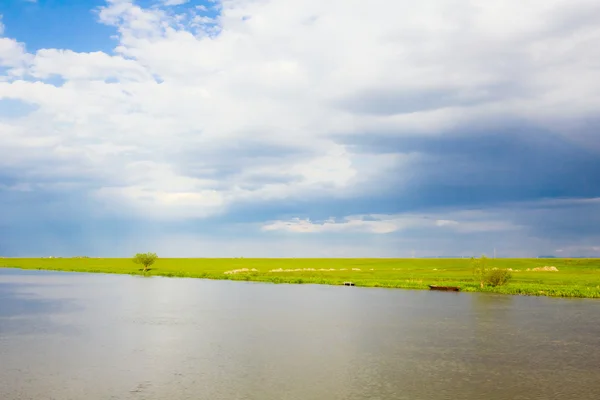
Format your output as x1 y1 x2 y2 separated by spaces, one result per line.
429 285 460 292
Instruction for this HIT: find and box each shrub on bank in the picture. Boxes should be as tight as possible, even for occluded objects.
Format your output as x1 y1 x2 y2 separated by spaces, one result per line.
486 268 512 286
471 255 512 287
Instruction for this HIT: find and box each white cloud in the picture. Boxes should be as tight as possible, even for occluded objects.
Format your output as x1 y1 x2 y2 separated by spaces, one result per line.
0 34 31 77
1 0 599 220
262 210 522 234
29 49 152 81
435 219 459 227
262 217 401 234
163 0 189 6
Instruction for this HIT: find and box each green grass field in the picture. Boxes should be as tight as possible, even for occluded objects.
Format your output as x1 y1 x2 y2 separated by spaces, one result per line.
1 258 599 298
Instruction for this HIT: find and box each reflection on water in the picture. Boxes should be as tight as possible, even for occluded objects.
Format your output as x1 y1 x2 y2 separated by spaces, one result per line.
1 268 599 400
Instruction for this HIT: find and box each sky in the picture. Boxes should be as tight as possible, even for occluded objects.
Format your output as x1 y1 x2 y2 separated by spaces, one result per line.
0 0 599 258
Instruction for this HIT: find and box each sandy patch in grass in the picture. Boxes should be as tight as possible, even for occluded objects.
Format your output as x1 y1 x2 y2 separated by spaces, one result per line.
527 266 559 272
224 268 258 274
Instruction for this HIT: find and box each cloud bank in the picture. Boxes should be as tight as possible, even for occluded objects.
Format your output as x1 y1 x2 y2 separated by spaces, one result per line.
0 0 599 256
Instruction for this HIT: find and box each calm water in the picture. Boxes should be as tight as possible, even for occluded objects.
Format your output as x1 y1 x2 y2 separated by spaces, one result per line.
1 269 599 400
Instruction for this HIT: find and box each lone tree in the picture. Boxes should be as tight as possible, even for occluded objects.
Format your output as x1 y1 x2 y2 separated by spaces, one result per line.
471 255 489 288
133 252 158 272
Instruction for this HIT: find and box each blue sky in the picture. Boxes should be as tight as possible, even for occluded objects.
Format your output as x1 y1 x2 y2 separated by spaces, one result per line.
1 0 599 257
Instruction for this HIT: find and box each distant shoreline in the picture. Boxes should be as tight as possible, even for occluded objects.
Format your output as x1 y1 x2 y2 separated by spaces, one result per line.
2 258 599 298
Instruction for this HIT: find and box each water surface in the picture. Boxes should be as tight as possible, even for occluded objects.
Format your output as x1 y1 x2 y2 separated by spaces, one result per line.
1 268 599 400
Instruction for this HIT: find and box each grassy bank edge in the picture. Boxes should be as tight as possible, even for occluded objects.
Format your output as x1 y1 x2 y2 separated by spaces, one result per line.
2 262 599 299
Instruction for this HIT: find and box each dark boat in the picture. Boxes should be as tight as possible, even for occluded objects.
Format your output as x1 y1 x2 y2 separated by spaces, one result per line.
429 285 460 292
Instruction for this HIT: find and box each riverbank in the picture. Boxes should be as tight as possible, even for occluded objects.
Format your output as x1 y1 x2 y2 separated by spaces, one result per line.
1 258 599 298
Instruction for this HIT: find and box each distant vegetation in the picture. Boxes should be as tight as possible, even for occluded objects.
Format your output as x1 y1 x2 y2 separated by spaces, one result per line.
132 252 158 272
1 257 599 298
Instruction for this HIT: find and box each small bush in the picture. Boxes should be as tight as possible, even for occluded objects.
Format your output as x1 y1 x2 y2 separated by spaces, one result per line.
472 255 512 287
486 269 512 287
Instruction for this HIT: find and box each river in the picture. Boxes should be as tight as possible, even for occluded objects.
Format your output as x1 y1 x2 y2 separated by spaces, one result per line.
1 268 599 399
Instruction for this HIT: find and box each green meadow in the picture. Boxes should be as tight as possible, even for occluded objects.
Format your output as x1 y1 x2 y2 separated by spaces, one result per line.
1 257 599 298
